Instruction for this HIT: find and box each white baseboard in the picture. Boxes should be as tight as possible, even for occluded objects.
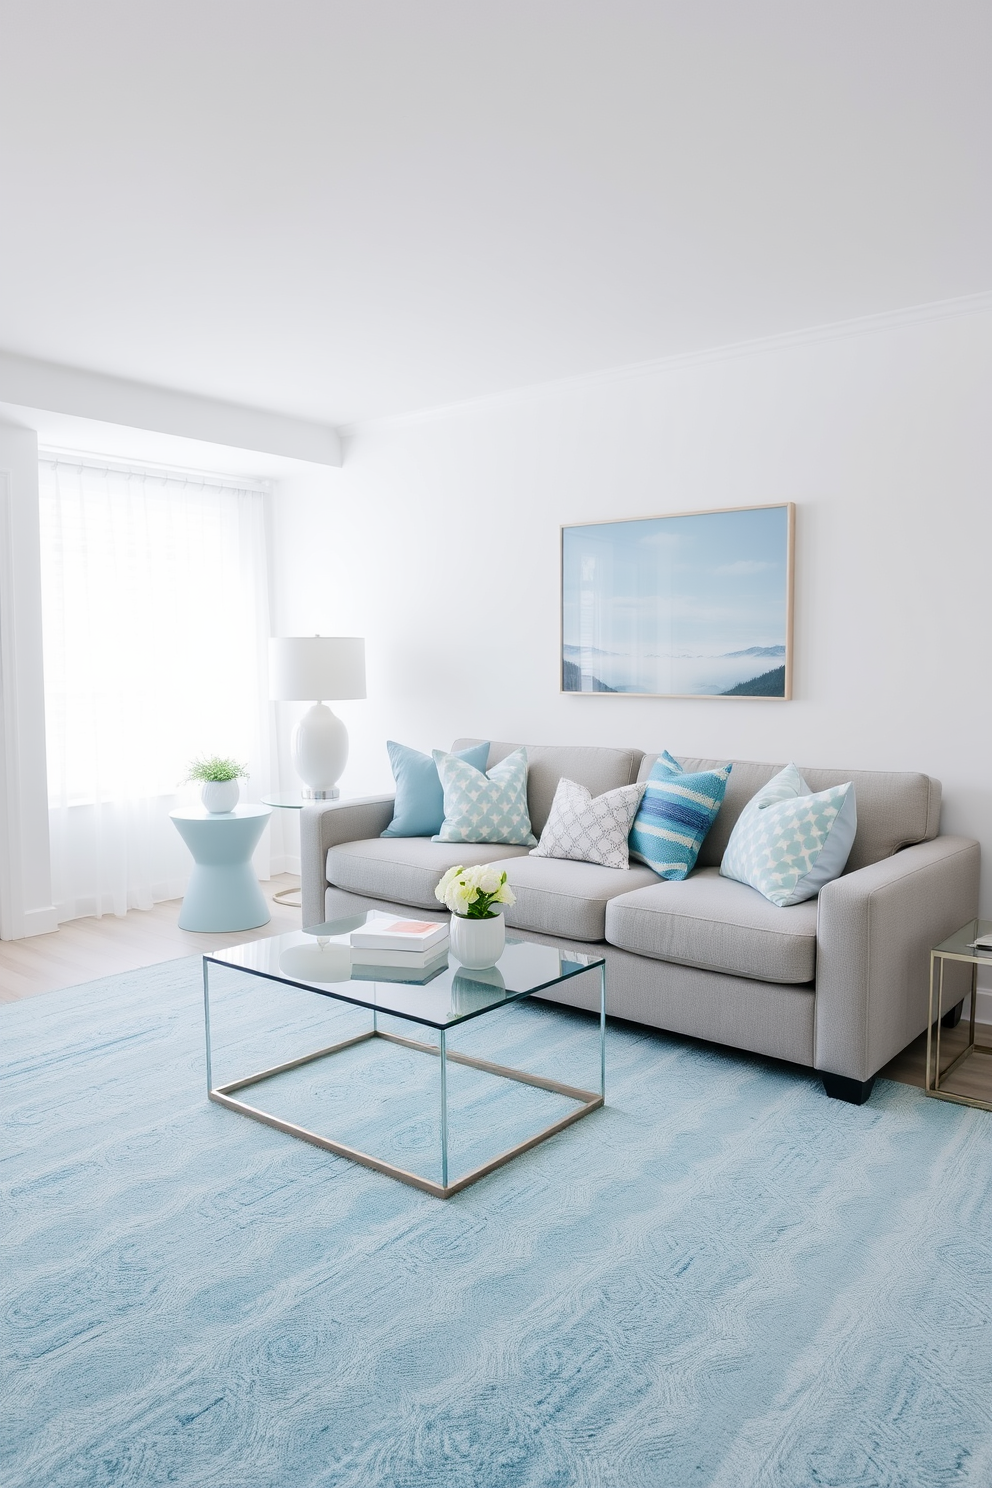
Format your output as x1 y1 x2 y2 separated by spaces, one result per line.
266 854 301 878
5 904 60 938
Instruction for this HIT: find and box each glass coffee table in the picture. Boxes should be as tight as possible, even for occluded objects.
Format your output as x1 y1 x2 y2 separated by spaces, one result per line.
203 915 606 1199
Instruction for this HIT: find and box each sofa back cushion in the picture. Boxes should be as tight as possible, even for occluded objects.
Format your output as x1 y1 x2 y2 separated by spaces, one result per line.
452 740 643 837
637 755 941 873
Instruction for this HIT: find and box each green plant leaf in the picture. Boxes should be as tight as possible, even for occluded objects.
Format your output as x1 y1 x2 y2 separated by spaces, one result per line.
182 754 249 784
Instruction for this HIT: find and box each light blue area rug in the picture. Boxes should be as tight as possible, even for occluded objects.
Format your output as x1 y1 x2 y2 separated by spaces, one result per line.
3 957 991 1488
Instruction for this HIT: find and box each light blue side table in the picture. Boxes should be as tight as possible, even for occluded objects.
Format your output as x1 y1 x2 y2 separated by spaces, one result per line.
170 805 273 932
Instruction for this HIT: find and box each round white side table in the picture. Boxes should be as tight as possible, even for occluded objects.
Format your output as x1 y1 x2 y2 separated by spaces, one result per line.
170 805 273 932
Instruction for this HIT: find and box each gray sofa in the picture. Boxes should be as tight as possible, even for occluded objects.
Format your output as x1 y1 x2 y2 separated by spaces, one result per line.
301 740 980 1104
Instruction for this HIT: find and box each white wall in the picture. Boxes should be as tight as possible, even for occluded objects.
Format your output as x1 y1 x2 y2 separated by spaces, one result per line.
269 306 992 923
0 422 57 938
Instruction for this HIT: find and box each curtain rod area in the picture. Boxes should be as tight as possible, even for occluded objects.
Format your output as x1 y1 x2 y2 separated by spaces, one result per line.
37 445 272 493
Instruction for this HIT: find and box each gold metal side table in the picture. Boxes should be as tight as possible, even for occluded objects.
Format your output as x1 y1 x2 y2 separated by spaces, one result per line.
926 919 992 1111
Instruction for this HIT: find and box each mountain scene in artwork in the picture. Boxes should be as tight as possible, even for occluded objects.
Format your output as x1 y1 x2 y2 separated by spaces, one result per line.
720 665 787 697
562 507 790 697
561 658 617 692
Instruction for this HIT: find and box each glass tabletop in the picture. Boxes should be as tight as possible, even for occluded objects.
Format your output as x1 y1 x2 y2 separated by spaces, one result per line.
261 794 306 810
933 918 992 958
205 913 604 1030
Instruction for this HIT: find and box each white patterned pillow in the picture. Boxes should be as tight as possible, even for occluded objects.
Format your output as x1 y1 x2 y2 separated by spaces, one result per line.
720 764 857 906
433 746 537 846
531 777 646 870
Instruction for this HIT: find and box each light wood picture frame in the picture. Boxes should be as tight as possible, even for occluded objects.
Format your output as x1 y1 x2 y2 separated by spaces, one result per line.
561 502 795 699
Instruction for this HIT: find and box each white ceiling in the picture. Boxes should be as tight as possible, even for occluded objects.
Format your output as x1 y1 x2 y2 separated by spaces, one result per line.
0 1 988 427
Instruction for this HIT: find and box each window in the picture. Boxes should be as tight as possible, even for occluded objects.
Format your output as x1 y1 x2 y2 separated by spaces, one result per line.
38 456 273 918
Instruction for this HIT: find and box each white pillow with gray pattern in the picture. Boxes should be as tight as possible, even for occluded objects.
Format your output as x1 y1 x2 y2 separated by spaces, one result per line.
530 777 646 870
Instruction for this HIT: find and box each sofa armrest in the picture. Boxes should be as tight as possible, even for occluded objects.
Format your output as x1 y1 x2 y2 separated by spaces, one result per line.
815 836 980 1082
300 794 396 927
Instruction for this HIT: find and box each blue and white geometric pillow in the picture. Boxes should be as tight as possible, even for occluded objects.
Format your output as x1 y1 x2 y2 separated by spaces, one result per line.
720 763 857 906
628 750 732 880
433 746 537 846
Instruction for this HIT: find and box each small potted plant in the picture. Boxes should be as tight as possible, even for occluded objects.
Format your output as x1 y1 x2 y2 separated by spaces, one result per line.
183 755 249 814
435 864 515 968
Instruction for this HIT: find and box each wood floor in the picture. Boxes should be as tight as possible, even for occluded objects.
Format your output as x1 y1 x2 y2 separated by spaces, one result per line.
2 885 990 1106
880 1010 992 1105
0 875 303 1002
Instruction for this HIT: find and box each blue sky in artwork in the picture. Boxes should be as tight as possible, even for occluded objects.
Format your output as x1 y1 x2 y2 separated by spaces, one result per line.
562 506 789 694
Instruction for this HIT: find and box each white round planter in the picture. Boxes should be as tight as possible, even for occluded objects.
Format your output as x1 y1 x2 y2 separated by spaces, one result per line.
450 911 505 969
201 778 240 813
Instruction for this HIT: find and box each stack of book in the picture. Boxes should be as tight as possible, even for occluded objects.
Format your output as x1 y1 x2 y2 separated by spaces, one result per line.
348 916 450 984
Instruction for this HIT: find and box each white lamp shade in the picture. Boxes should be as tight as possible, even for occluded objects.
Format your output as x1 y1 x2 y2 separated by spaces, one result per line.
268 637 366 701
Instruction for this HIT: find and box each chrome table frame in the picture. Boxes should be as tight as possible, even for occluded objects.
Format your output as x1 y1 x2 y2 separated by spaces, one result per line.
259 796 305 906
203 957 606 1199
926 933 992 1112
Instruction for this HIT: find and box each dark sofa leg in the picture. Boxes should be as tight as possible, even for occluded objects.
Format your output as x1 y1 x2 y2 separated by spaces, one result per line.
940 999 964 1030
821 1073 876 1105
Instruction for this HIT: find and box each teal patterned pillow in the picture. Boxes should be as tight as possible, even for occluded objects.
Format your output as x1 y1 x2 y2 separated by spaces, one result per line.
720 764 857 906
629 750 731 880
433 746 537 846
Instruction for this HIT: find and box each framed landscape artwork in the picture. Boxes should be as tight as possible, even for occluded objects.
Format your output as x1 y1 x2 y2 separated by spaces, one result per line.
561 503 795 698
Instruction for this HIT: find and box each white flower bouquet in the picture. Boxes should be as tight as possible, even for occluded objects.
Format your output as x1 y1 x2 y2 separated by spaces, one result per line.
435 864 516 920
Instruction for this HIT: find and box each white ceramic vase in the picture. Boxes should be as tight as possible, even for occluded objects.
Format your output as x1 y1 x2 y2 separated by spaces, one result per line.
291 702 348 799
201 778 240 813
450 911 505 969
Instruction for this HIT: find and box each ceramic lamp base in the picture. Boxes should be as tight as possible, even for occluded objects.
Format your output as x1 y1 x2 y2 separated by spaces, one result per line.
291 702 348 797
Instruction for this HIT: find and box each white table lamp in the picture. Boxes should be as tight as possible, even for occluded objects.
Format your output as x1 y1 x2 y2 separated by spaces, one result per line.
269 636 366 799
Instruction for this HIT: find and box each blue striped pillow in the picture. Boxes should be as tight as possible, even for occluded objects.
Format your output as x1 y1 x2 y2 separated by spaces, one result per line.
629 751 732 880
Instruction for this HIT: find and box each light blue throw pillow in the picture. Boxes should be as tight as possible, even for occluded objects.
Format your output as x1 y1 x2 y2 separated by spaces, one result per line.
381 739 490 838
720 763 857 906
628 750 732 880
433 746 537 846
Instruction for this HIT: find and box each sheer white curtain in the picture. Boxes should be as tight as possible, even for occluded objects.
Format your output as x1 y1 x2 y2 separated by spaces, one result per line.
38 456 274 921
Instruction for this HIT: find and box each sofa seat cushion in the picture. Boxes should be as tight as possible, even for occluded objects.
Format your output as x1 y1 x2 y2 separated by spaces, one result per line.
327 838 532 911
605 866 818 983
493 855 659 942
